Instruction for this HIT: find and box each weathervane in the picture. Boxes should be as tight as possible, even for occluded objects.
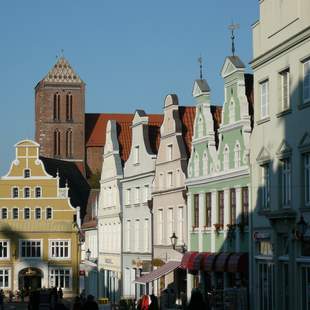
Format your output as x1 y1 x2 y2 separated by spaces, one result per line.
198 55 203 80
228 22 240 56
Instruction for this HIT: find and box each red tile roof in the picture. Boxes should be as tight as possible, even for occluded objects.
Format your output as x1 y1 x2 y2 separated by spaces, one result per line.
147 114 164 154
179 106 196 157
85 113 134 163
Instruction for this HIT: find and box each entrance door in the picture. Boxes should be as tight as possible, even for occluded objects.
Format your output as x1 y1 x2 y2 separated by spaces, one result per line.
19 268 43 291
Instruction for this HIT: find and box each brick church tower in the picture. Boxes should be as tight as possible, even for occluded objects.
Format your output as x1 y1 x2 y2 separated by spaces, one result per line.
35 57 85 170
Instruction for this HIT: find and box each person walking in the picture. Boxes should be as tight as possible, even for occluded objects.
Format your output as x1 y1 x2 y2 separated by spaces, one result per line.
81 295 98 310
186 289 209 310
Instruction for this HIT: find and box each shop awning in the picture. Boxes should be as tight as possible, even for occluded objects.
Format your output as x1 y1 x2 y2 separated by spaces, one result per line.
202 253 219 272
227 253 248 273
214 252 233 272
192 252 211 271
134 261 180 284
180 251 199 270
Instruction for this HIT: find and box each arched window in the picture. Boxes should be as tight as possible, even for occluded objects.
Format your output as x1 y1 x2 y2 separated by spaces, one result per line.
54 129 61 157
229 101 235 123
24 187 30 198
194 152 199 177
223 145 229 171
53 93 60 121
234 142 241 168
66 93 73 121
203 151 208 175
66 129 73 158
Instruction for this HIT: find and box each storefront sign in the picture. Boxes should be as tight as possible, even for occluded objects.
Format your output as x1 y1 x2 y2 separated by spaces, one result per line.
79 270 86 276
253 231 270 240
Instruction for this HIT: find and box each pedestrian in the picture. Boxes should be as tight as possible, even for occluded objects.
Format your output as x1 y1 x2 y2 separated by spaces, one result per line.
186 289 208 310
58 287 63 300
149 294 158 310
79 289 86 304
0 289 4 310
81 295 98 310
73 296 83 310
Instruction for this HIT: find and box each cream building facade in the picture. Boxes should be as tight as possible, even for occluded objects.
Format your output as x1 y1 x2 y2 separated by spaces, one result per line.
0 140 80 296
250 1 310 309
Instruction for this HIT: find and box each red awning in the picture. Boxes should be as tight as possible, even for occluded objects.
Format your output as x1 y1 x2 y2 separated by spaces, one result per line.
192 252 211 271
134 261 180 284
180 251 198 270
227 253 248 273
202 253 219 272
214 253 233 272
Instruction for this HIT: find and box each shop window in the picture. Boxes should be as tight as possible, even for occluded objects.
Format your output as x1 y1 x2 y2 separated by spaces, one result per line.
257 262 275 310
49 268 71 289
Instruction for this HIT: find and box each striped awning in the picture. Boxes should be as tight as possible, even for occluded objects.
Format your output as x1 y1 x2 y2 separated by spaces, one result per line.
227 253 248 273
180 251 198 270
202 253 219 272
192 252 211 271
134 261 181 284
214 253 233 272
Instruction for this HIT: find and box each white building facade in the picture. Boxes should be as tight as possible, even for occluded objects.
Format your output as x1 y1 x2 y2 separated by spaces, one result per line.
250 1 310 309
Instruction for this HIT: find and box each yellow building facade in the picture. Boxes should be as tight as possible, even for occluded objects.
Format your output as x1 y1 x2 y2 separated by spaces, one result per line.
0 140 80 296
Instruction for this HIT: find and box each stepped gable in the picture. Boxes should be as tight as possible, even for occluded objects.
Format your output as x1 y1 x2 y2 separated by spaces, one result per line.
43 57 83 84
40 157 90 220
179 106 196 157
147 114 164 154
85 113 134 163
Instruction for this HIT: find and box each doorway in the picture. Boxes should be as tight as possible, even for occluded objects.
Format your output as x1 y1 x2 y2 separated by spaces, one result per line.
19 267 43 291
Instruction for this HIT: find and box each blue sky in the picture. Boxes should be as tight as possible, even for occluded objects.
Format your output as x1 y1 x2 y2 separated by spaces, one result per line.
0 0 258 174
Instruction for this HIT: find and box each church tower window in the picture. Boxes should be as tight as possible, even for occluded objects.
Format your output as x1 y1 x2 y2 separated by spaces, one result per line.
66 93 73 121
54 130 61 157
234 142 241 168
53 93 60 121
223 145 230 171
66 129 73 158
229 101 235 123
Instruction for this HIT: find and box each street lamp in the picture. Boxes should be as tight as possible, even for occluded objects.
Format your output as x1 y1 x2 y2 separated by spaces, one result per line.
86 248 91 261
295 215 308 240
170 232 178 250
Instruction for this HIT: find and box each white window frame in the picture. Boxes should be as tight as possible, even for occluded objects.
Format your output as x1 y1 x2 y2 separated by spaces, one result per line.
35 187 42 198
48 239 71 260
0 268 11 289
177 207 184 245
0 240 10 260
280 69 290 110
134 219 140 252
12 187 19 198
24 169 31 178
35 207 41 220
125 220 131 252
1 208 8 220
167 208 174 244
19 239 42 259
49 267 72 290
261 164 270 209
24 187 31 198
12 208 19 220
158 209 163 244
260 80 269 119
304 153 310 207
281 158 291 208
24 208 31 220
144 218 149 252
303 59 310 104
143 185 149 203
46 207 53 220
135 187 140 204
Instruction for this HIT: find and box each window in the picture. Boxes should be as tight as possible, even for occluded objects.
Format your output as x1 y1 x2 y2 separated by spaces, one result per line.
229 101 235 123
143 185 149 202
12 187 19 198
167 172 173 187
12 208 18 220
53 93 60 121
242 187 249 225
303 60 310 104
205 193 212 227
49 268 71 289
49 240 70 259
144 219 149 252
134 146 140 164
135 187 140 204
218 191 224 227
262 164 270 209
177 207 184 244
304 153 310 207
24 208 30 219
257 262 275 310
0 269 9 288
35 208 41 220
0 241 9 259
234 142 241 168
54 130 61 157
20 240 41 258
46 208 53 220
167 144 173 161
126 189 131 205
66 93 73 121
167 208 174 242
66 129 73 158
158 209 163 244
1 209 7 220
203 152 208 175
24 169 30 178
24 187 30 198
198 116 203 137
134 220 140 252
35 187 41 198
281 158 291 208
260 80 269 118
193 194 199 228
194 153 199 177
301 265 310 310
257 240 273 256
280 69 290 110
230 189 236 225
125 220 131 251
223 145 229 171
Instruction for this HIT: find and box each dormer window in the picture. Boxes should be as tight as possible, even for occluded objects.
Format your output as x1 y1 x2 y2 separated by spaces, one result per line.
24 169 30 178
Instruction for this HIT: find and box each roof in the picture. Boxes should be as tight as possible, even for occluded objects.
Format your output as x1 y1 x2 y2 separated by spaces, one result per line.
228 56 245 69
147 114 164 154
40 157 90 220
179 106 196 157
82 189 99 229
195 79 210 93
43 57 82 84
85 113 134 163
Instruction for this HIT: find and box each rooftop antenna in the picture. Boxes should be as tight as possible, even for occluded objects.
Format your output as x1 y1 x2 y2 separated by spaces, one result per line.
228 22 239 56
198 55 203 80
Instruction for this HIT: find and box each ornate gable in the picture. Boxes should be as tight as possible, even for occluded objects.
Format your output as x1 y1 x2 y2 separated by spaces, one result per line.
221 56 245 78
276 140 292 158
192 79 210 98
256 146 271 164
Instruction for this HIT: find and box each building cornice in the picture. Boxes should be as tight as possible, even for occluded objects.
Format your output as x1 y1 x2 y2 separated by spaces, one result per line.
218 119 251 134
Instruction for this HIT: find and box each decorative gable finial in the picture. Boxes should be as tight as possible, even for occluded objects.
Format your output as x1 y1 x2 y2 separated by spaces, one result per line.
228 22 239 56
198 55 203 80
